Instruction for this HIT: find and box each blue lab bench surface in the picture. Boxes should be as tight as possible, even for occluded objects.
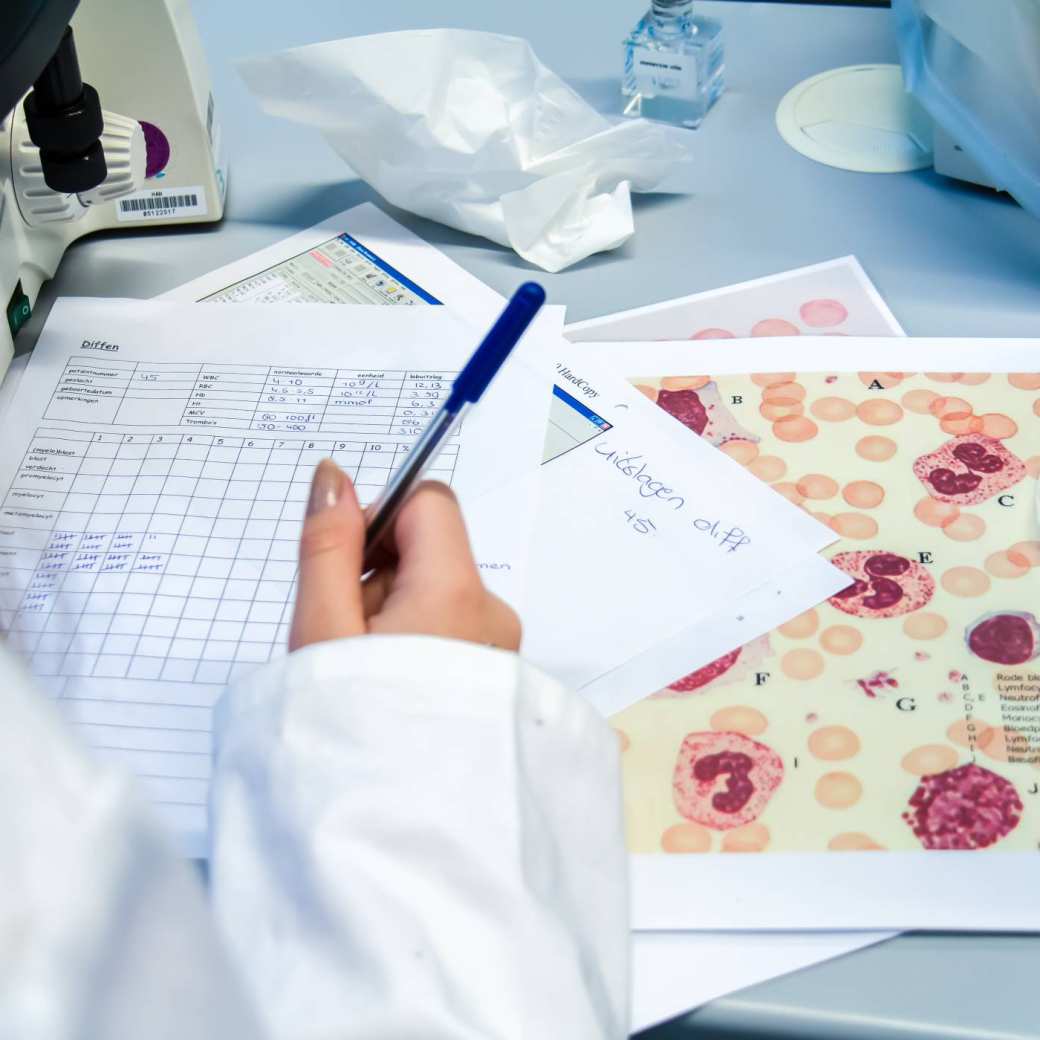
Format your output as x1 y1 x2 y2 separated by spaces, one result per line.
22 2 1040 1037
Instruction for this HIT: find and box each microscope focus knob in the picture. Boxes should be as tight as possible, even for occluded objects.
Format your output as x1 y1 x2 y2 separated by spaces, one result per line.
13 108 147 226
76 113 146 205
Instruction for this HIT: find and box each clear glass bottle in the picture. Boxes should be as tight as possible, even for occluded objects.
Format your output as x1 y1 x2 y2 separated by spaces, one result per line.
622 0 725 129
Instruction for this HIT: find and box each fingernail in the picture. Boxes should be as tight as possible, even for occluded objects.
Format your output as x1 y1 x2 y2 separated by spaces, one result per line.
307 459 343 517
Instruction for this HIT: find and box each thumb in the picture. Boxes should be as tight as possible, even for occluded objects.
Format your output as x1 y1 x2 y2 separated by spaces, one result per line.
289 459 367 651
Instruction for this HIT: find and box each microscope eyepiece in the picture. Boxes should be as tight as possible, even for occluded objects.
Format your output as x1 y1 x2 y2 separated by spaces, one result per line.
23 27 107 194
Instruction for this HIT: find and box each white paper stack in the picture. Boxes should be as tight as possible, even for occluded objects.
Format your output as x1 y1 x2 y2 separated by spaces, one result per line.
18 203 1036 1032
158 206 906 1027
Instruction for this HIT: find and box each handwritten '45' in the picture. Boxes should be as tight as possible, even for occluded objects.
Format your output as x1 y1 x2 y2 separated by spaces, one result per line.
624 510 657 535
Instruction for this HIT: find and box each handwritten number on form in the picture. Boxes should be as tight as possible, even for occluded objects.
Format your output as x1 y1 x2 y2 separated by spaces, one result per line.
624 511 657 535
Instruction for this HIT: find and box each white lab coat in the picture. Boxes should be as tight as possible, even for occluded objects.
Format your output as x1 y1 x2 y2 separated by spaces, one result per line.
0 636 629 1039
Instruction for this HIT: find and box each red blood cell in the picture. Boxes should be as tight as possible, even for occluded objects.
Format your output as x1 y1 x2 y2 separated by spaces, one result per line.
914 434 1026 505
673 731 784 830
668 647 742 692
657 388 709 436
829 551 935 619
902 763 1023 850
965 612 1040 665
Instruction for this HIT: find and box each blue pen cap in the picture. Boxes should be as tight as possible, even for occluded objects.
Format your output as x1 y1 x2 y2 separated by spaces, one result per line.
447 282 546 409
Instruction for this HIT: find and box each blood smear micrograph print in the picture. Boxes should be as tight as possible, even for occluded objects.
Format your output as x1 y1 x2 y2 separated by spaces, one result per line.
616 372 1040 856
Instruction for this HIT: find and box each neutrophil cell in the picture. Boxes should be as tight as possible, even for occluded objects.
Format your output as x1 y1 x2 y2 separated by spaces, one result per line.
673 731 784 831
913 434 1025 505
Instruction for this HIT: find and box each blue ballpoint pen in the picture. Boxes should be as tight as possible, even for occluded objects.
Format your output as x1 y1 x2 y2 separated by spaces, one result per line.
362 281 546 566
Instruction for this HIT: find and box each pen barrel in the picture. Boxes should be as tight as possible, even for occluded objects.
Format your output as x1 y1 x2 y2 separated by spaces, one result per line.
363 406 463 562
448 281 546 408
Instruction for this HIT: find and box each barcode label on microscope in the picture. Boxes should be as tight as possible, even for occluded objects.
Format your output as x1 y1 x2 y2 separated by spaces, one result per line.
116 185 207 222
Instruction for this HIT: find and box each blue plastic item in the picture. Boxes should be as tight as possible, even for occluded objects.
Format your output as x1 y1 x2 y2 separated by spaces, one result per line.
892 0 1040 218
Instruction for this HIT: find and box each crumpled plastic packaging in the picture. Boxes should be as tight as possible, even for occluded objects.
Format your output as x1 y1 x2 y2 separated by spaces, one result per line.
237 30 697 272
893 0 1040 218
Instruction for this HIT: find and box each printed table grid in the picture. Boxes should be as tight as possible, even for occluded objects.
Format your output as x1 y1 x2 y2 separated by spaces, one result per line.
46 357 457 436
1 428 459 692
0 425 460 807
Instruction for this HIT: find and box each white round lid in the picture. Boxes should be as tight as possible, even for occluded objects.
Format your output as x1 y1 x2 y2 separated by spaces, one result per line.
776 63 933 173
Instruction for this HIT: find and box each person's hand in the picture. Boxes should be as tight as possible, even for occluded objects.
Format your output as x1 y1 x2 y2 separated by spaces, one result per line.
289 459 521 653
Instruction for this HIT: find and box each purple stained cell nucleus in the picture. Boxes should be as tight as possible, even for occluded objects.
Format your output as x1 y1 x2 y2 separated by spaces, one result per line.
668 647 742 693
693 751 756 814
861 576 904 611
864 553 911 578
657 388 709 436
965 611 1040 666
903 763 1022 850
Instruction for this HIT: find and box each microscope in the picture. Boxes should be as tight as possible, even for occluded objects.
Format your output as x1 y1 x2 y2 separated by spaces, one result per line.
0 0 227 378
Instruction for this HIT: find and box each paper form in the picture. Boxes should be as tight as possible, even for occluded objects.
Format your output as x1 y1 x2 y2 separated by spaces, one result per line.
582 554 850 716
151 209 927 990
55 210 905 1003
522 357 838 693
0 300 552 854
163 202 700 475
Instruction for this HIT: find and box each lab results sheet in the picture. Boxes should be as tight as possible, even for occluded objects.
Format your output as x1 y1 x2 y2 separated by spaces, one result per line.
164 201 504 320
0 300 552 853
